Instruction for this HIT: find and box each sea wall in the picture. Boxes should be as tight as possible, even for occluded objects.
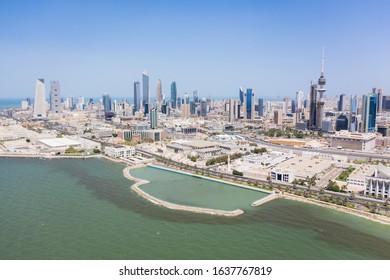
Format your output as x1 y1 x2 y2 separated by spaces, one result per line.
123 166 244 217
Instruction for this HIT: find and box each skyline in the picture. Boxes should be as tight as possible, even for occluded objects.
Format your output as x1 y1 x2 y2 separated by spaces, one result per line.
1 0 390 99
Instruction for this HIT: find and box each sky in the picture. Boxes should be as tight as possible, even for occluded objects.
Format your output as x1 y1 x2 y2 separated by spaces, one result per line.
0 0 389 100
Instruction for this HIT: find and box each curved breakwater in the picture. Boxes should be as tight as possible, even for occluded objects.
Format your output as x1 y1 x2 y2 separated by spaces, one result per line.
123 166 244 217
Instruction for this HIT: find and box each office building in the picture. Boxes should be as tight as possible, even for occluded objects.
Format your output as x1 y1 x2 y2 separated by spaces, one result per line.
291 100 296 113
338 94 346 112
171 82 177 108
274 110 283 126
193 90 199 103
33 79 47 120
309 83 317 128
156 79 162 103
239 87 244 105
362 94 377 133
335 114 348 131
296 91 304 111
258 98 264 117
244 88 255 120
373 88 383 113
102 93 111 113
150 108 157 129
134 81 141 112
49 80 61 113
142 70 149 110
200 99 207 117
349 95 358 132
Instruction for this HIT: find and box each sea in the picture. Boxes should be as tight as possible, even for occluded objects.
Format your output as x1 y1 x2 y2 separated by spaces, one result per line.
0 99 23 109
0 158 389 260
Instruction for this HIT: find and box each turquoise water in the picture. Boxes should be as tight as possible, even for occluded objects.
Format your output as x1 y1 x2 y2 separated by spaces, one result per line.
0 158 389 260
0 99 23 109
132 167 268 211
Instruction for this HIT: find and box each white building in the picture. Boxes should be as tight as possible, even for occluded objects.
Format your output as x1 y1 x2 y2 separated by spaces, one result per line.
105 146 135 158
33 79 47 120
365 164 390 199
270 168 295 183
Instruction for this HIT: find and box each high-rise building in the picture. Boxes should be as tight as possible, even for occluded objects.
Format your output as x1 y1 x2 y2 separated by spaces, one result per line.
373 88 383 113
258 98 264 117
49 81 61 113
308 83 317 128
362 94 377 133
171 82 177 109
338 94 346 112
134 81 141 112
142 70 149 110
102 93 111 113
228 99 239 122
190 101 196 115
349 95 358 132
296 91 304 111
382 96 390 112
244 88 255 120
239 87 244 105
181 98 190 118
336 114 348 131
193 90 199 103
274 110 283 126
200 99 207 117
33 79 47 119
156 79 162 103
150 108 157 129
291 100 296 113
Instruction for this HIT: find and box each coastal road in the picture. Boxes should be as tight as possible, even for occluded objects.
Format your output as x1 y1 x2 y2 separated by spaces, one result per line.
244 136 390 161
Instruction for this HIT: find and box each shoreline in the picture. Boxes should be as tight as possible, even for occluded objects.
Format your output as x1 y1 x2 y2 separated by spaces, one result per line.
124 165 244 217
280 192 390 225
1 154 389 224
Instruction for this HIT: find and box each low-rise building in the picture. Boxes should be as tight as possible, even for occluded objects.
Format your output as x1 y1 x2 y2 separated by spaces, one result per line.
330 132 376 151
270 168 295 183
365 164 390 199
104 145 135 158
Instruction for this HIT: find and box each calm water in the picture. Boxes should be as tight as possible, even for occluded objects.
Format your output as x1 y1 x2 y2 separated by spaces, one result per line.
0 99 23 109
0 158 389 260
133 167 268 211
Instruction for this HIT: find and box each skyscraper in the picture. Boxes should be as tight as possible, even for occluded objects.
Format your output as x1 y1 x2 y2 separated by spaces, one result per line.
291 100 296 113
309 83 317 128
150 108 157 129
362 94 377 133
200 99 207 117
181 98 190 118
296 91 304 111
134 81 141 112
349 95 358 132
258 98 264 117
244 88 255 120
142 70 149 110
102 93 111 113
338 94 346 112
239 87 244 105
49 80 61 113
156 79 162 103
193 90 199 103
171 82 177 109
33 79 47 119
373 88 383 113
336 114 348 131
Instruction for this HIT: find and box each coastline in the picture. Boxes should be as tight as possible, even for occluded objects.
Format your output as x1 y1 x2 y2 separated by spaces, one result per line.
280 192 390 225
1 154 389 224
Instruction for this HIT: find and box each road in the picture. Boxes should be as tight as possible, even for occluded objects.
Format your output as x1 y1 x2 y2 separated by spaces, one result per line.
243 136 390 161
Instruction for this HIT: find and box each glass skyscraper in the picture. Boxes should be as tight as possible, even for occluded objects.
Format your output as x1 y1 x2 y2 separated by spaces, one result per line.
362 94 377 133
244 88 254 120
102 93 111 113
133 81 141 112
171 82 177 109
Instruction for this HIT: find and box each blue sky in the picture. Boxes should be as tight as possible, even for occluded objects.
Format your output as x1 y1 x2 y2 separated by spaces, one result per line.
0 0 389 100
